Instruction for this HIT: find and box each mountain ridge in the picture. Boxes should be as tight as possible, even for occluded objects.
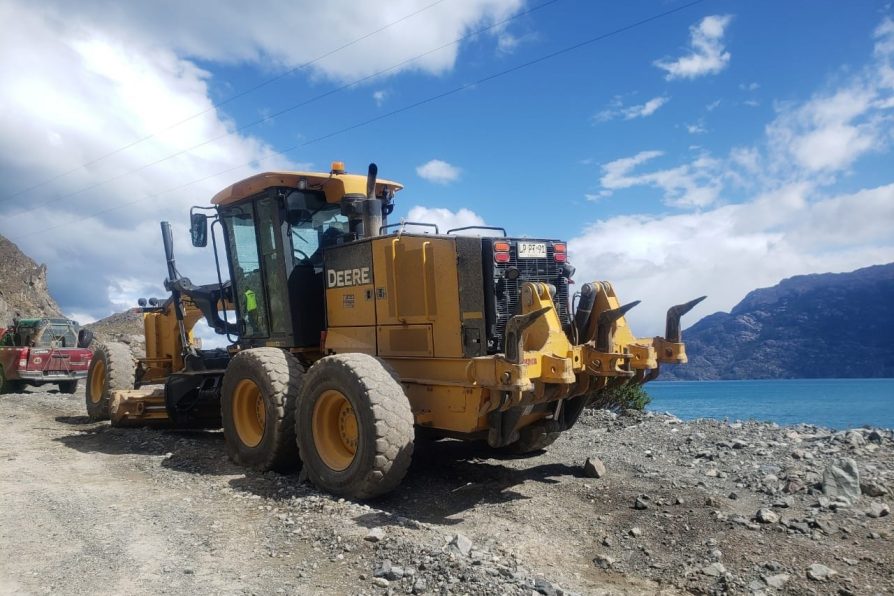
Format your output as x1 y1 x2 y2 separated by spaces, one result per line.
661 263 894 380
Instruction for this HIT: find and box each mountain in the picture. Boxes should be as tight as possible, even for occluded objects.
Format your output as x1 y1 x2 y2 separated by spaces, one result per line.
0 235 62 325
661 263 894 380
85 309 145 355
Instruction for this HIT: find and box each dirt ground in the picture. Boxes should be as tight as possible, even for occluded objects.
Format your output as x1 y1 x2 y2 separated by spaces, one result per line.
1 387 892 595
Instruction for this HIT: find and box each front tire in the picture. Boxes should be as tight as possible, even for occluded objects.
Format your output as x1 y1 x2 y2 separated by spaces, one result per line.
220 348 303 472
296 354 414 499
85 343 135 420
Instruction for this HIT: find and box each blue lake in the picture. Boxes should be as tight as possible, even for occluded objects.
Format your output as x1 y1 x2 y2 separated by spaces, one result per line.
646 378 894 430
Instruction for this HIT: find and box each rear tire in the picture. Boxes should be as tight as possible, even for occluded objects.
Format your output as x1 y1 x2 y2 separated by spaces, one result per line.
86 343 136 421
220 348 303 472
59 380 79 394
0 367 25 394
296 354 414 499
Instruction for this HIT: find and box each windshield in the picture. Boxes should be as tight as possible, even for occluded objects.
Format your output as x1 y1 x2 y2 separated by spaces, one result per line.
285 190 349 270
34 321 78 348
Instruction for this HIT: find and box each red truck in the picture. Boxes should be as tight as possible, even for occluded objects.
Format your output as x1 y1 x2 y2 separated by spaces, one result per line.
0 318 93 394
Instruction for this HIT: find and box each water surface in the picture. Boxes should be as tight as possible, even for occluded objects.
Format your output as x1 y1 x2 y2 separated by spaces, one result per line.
646 378 894 430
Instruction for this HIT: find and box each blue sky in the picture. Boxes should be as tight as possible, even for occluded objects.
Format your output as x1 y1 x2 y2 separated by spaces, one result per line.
0 0 892 336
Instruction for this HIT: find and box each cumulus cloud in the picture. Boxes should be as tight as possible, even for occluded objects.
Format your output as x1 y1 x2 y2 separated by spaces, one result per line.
593 96 669 122
415 159 462 184
568 182 894 336
405 206 489 235
655 15 733 80
0 0 525 320
26 0 525 83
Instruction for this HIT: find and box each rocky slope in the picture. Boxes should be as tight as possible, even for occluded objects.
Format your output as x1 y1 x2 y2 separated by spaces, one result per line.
0 234 62 325
663 263 894 380
85 309 145 355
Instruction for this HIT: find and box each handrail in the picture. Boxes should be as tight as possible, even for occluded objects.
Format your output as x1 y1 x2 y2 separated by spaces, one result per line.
445 225 507 236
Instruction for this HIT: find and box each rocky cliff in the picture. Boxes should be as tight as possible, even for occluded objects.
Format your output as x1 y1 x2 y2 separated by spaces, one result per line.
0 235 63 325
662 263 894 380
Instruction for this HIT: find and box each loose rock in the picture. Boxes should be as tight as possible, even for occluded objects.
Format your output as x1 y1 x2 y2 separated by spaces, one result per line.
806 563 836 581
583 456 606 479
822 459 861 504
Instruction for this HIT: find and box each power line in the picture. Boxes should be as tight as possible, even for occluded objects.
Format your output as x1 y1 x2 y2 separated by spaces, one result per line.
1 0 449 203
4 0 561 222
9 0 704 243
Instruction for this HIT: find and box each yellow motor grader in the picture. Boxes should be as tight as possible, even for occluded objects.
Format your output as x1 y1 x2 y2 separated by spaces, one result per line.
86 162 704 498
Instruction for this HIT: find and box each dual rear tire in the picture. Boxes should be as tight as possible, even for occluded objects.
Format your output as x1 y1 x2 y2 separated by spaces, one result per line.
221 350 414 499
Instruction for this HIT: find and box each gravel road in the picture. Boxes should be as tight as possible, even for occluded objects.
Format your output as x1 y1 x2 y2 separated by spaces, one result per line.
1 387 892 595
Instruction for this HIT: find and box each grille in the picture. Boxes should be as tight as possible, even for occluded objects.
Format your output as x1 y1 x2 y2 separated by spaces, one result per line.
488 241 570 353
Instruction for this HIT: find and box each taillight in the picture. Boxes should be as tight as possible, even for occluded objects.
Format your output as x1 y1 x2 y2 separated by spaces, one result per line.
554 243 566 262
494 241 510 264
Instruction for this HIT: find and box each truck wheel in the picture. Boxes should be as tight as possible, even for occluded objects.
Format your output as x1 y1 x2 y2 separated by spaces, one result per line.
86 343 136 421
296 354 414 499
502 421 561 455
0 366 25 394
220 348 303 472
59 380 79 394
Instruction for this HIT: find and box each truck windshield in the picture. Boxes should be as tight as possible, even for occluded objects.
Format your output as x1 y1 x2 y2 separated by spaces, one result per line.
35 323 78 348
284 190 349 270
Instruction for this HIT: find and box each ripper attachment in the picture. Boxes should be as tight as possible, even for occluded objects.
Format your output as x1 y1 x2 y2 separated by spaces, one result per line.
665 296 707 343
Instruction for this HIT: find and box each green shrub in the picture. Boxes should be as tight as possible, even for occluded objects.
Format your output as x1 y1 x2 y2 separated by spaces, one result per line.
587 382 651 412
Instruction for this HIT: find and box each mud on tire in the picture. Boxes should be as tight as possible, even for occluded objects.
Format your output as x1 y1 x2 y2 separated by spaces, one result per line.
86 343 136 421
296 353 414 499
220 348 303 473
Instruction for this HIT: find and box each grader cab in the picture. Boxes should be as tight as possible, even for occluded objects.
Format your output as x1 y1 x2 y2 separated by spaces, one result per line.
86 162 704 498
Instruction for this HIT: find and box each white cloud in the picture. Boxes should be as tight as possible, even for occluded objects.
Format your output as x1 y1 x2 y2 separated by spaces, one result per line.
598 150 723 208
0 0 527 320
655 15 733 80
372 89 389 106
416 159 462 184
593 96 669 122
686 121 707 134
405 206 489 235
27 0 525 83
568 182 894 336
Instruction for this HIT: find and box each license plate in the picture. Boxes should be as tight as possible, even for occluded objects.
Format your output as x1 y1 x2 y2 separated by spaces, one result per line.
517 242 546 258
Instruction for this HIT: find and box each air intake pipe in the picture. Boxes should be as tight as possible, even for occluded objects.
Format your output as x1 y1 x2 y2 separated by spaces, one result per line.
342 163 385 239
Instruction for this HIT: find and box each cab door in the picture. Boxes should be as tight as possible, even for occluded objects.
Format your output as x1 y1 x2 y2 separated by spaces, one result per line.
220 194 292 343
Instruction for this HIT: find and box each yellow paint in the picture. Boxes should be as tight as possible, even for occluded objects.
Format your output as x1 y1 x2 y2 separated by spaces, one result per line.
232 378 266 448
211 170 403 207
312 389 358 471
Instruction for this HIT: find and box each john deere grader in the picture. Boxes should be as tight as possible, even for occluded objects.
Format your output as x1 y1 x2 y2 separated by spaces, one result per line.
86 162 704 498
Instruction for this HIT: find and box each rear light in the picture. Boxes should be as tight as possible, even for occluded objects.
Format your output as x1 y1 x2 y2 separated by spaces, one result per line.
553 242 567 262
18 360 26 368
494 241 511 264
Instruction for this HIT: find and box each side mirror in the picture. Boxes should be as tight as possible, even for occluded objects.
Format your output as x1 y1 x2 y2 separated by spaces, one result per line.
190 213 208 247
77 329 94 349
